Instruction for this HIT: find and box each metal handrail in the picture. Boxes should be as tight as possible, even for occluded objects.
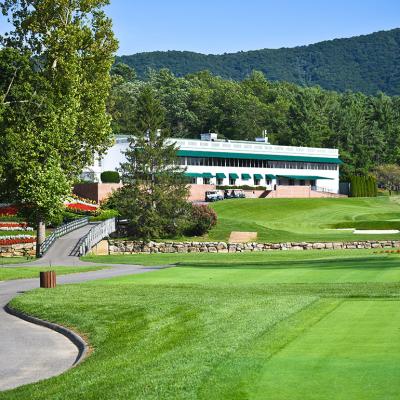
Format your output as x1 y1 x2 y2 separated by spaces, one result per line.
39 217 89 256
78 218 116 256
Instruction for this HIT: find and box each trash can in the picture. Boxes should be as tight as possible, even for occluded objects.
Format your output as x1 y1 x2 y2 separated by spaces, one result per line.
40 271 56 288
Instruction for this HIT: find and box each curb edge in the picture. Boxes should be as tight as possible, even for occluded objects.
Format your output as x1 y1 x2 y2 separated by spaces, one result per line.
4 303 89 366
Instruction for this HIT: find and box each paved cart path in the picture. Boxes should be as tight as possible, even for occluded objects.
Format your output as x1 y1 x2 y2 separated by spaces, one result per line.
0 264 164 391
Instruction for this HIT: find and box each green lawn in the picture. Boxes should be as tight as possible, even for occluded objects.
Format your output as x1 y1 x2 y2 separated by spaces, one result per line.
0 230 35 236
200 196 400 242
0 257 35 265
4 250 400 399
0 265 106 281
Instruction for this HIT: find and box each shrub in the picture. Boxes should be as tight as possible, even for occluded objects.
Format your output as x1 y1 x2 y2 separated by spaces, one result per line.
184 204 217 236
90 209 119 222
101 170 120 183
350 175 377 197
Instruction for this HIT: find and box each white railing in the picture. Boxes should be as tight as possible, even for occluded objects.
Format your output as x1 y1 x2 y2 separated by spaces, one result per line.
39 217 89 257
77 218 116 256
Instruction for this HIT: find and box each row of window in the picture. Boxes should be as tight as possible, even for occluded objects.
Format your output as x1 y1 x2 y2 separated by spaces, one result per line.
190 177 316 186
179 157 338 171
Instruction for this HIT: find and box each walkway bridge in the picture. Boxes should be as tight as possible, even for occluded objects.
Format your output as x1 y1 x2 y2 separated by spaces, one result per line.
32 218 116 266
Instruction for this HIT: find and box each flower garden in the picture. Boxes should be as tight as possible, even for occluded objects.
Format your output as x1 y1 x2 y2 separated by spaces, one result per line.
0 196 100 251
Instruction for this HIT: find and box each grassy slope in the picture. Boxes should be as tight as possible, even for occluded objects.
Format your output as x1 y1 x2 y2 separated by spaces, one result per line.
0 266 106 281
202 196 400 242
4 250 400 399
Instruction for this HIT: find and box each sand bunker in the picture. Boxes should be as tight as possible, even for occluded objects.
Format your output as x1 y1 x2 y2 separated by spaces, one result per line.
229 231 258 243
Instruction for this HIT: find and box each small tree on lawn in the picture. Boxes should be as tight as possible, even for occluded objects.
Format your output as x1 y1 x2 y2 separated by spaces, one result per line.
112 86 189 240
374 164 400 195
0 0 118 256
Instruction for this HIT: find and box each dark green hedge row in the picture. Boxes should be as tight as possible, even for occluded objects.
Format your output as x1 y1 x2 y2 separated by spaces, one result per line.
101 170 120 183
350 176 377 197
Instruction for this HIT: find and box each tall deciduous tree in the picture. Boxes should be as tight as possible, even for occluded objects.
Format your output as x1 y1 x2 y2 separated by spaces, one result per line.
0 0 118 256
111 86 189 240
374 164 400 195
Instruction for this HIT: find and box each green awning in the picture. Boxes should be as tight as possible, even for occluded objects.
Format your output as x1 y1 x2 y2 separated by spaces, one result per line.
229 173 239 179
177 150 342 164
185 172 202 178
241 173 251 180
265 174 276 179
278 175 334 180
202 173 214 178
216 173 226 179
253 173 263 180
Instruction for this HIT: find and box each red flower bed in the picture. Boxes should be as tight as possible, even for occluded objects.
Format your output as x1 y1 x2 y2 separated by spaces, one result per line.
0 237 36 245
0 206 18 216
66 203 98 212
0 222 27 228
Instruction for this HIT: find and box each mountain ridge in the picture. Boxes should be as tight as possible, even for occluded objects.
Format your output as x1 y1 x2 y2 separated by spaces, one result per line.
117 28 400 95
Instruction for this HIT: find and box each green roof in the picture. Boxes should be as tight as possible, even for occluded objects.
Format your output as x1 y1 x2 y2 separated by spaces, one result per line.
177 150 342 164
185 172 202 178
202 173 214 178
278 175 334 180
265 174 276 179
229 173 239 179
216 173 226 178
253 173 263 180
241 173 251 180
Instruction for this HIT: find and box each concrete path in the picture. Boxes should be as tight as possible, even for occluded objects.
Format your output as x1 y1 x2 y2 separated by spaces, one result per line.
0 264 164 391
25 223 96 267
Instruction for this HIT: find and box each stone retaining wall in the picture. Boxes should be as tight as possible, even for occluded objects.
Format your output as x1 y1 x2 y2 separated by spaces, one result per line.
0 242 36 257
108 239 400 254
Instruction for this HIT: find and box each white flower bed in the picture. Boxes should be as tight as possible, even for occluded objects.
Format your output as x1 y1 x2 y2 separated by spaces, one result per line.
0 234 35 240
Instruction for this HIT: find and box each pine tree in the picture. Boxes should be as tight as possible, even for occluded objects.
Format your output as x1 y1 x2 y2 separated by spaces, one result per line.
112 86 190 240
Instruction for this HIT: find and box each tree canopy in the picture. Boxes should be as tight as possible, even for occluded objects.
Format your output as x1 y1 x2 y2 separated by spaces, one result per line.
109 66 400 179
0 0 118 254
110 86 189 240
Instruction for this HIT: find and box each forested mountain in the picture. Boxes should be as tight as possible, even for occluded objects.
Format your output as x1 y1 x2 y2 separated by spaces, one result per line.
117 29 400 95
109 67 400 179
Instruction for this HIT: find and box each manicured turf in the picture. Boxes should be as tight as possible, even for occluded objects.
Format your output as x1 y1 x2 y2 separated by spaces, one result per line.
0 266 106 281
4 250 400 399
0 230 35 236
203 196 400 242
0 257 35 265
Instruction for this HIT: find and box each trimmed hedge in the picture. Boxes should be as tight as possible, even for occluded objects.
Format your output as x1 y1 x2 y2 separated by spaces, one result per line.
101 170 120 183
350 175 377 197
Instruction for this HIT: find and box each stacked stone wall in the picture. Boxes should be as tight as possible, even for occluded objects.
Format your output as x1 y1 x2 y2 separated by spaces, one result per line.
0 242 36 257
107 240 400 254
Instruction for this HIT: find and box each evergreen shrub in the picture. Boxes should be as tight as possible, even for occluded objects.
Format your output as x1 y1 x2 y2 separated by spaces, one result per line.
101 171 120 183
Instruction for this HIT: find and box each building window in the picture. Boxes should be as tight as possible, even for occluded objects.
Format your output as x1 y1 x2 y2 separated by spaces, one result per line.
266 179 271 186
254 179 260 186
217 178 223 185
203 178 210 185
190 178 197 184
229 178 236 186
289 179 295 186
300 180 305 186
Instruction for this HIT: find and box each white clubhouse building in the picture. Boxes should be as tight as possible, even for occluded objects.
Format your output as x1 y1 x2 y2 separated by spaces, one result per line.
83 133 342 198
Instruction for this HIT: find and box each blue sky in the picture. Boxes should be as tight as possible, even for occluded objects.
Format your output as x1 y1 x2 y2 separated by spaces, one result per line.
1 0 400 55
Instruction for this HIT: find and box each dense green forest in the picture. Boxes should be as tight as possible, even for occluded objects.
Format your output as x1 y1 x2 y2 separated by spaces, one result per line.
117 29 400 95
109 64 400 179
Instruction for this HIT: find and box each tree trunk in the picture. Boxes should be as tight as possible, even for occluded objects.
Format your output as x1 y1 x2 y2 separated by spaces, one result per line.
36 219 46 258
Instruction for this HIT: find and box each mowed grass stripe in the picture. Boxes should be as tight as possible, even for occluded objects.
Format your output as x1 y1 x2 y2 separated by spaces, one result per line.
253 299 400 400
4 250 400 399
